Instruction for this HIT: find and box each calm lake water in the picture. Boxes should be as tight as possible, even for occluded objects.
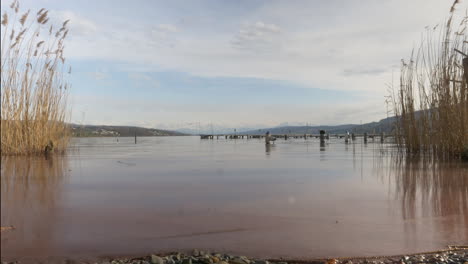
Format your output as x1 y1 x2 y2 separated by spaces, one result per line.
1 136 467 262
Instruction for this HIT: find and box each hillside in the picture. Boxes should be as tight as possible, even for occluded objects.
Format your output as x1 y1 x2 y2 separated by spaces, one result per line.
71 124 186 137
242 116 396 135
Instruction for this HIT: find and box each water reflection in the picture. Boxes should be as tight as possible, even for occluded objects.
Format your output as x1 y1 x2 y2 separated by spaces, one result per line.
390 157 468 220
1 137 467 260
1 155 68 254
319 141 325 151
265 144 275 155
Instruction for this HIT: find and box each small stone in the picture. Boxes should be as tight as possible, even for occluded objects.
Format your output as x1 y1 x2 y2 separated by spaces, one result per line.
200 255 213 264
230 258 247 264
151 255 165 264
182 258 192 264
193 249 200 257
239 257 250 264
212 257 220 263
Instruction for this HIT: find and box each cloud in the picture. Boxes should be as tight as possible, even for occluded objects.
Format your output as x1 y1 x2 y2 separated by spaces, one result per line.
156 24 178 33
88 71 108 80
343 68 387 76
146 23 179 48
50 10 97 36
231 21 282 51
55 0 468 126
128 72 152 81
128 72 160 87
70 92 385 128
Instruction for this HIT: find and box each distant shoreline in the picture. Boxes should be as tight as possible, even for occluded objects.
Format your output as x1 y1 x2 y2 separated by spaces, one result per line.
72 134 190 138
70 124 187 137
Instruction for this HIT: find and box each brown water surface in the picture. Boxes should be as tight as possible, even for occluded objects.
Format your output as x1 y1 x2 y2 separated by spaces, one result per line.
1 136 467 262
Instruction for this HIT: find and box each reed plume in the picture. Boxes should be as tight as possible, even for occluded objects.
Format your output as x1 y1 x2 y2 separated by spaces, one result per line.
389 0 468 159
1 0 71 155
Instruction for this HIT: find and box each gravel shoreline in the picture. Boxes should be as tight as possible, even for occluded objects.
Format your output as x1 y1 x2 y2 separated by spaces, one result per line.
1 249 467 264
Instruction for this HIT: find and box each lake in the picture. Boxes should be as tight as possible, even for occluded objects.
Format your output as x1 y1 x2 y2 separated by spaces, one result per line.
1 136 467 262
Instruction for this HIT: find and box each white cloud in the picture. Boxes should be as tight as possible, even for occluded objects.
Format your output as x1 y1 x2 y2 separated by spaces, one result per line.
88 71 108 80
128 72 160 87
343 68 387 76
146 24 180 48
50 10 97 36
231 21 282 51
56 0 468 125
62 0 466 95
128 72 152 81
156 23 178 33
70 93 386 128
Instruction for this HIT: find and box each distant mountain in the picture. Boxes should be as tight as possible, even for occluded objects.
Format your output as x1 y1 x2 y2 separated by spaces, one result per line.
173 123 269 135
70 114 397 137
242 116 396 135
71 124 186 137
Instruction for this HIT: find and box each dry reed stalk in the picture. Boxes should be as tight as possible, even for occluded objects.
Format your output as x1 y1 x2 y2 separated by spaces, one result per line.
1 0 71 155
389 0 468 159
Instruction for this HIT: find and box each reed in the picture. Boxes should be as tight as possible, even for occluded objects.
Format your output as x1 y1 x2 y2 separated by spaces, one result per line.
389 0 468 159
1 0 71 155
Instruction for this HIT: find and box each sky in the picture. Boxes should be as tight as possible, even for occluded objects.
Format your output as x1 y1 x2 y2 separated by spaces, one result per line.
2 0 467 130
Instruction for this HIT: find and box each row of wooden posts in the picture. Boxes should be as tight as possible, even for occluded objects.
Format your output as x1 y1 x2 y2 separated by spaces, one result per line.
200 132 388 143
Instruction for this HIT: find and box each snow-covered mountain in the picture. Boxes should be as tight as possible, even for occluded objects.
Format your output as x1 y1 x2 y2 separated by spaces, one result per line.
153 123 270 135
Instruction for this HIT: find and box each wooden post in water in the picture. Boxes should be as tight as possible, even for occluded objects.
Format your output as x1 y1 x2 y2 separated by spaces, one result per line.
134 129 137 144
351 133 356 141
345 133 349 144
364 132 368 144
380 132 385 143
319 130 326 144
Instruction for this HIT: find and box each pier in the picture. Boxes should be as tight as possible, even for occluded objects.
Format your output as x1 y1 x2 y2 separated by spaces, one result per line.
199 133 392 142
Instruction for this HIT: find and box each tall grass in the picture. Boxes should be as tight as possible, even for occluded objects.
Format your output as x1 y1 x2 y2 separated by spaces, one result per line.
1 0 71 155
389 0 468 159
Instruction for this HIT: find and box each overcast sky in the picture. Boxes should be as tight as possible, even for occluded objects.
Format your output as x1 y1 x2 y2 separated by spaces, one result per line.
2 0 466 129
